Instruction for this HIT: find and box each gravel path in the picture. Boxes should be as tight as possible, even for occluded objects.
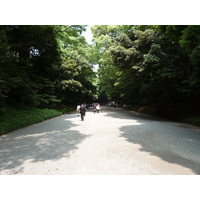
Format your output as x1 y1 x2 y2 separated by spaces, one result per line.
1 106 200 175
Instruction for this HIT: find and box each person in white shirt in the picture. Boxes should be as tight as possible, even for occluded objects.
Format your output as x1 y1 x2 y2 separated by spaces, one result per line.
77 104 81 116
96 103 100 113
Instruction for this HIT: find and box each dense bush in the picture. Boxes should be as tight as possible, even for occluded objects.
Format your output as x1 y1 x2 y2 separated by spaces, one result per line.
0 106 74 135
183 116 200 127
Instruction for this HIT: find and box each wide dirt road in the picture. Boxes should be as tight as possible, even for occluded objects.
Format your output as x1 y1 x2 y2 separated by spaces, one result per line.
1 106 200 175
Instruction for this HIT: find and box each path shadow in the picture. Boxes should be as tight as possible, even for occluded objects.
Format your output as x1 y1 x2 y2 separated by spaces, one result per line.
105 107 166 122
102 107 200 174
119 122 200 174
0 114 90 174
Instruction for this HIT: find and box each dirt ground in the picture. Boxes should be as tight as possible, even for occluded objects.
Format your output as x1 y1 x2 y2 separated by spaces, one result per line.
0 106 200 175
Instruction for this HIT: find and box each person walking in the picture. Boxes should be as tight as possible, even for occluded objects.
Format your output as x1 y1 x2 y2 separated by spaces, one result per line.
76 104 81 116
93 103 97 113
96 103 100 113
79 104 86 121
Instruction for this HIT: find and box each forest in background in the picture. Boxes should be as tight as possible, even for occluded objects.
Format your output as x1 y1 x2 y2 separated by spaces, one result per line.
0 25 96 110
0 25 97 134
91 25 200 122
0 25 200 133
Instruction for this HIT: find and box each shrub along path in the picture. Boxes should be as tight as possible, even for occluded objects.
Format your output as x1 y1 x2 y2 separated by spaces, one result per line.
0 106 74 135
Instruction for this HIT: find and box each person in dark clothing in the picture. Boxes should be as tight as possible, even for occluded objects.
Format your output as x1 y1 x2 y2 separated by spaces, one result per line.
93 103 97 113
79 104 86 121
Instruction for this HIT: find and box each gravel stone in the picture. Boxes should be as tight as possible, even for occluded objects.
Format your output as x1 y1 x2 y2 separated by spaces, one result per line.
1 106 200 175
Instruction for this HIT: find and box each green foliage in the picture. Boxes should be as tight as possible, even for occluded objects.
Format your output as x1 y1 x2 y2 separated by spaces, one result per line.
92 25 200 117
0 25 96 134
0 107 64 135
0 25 97 111
183 116 200 127
0 105 75 135
2 25 200 129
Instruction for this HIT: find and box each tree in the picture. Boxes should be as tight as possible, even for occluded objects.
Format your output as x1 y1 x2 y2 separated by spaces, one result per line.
92 25 200 109
56 25 97 104
0 25 97 110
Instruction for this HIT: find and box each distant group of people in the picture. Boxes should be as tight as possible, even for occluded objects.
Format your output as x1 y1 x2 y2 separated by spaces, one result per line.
76 103 101 121
93 103 100 113
114 103 118 109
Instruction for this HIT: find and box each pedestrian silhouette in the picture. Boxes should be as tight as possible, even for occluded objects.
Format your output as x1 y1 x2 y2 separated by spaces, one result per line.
79 104 86 121
77 104 81 116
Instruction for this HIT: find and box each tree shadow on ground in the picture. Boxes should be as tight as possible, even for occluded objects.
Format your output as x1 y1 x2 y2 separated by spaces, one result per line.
0 114 90 174
119 122 200 174
104 107 166 121
103 107 200 174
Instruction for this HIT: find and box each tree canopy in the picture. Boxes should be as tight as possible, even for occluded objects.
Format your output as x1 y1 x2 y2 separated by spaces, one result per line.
1 25 200 115
0 25 96 111
91 25 200 111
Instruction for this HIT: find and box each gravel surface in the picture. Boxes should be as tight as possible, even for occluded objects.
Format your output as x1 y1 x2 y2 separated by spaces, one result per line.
1 106 200 175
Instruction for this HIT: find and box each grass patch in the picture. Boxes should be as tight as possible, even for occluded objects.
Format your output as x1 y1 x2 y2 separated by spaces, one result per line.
0 106 74 135
183 116 200 127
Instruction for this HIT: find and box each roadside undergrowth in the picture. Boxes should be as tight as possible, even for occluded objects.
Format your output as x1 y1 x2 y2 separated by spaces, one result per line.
0 106 74 135
125 104 200 127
